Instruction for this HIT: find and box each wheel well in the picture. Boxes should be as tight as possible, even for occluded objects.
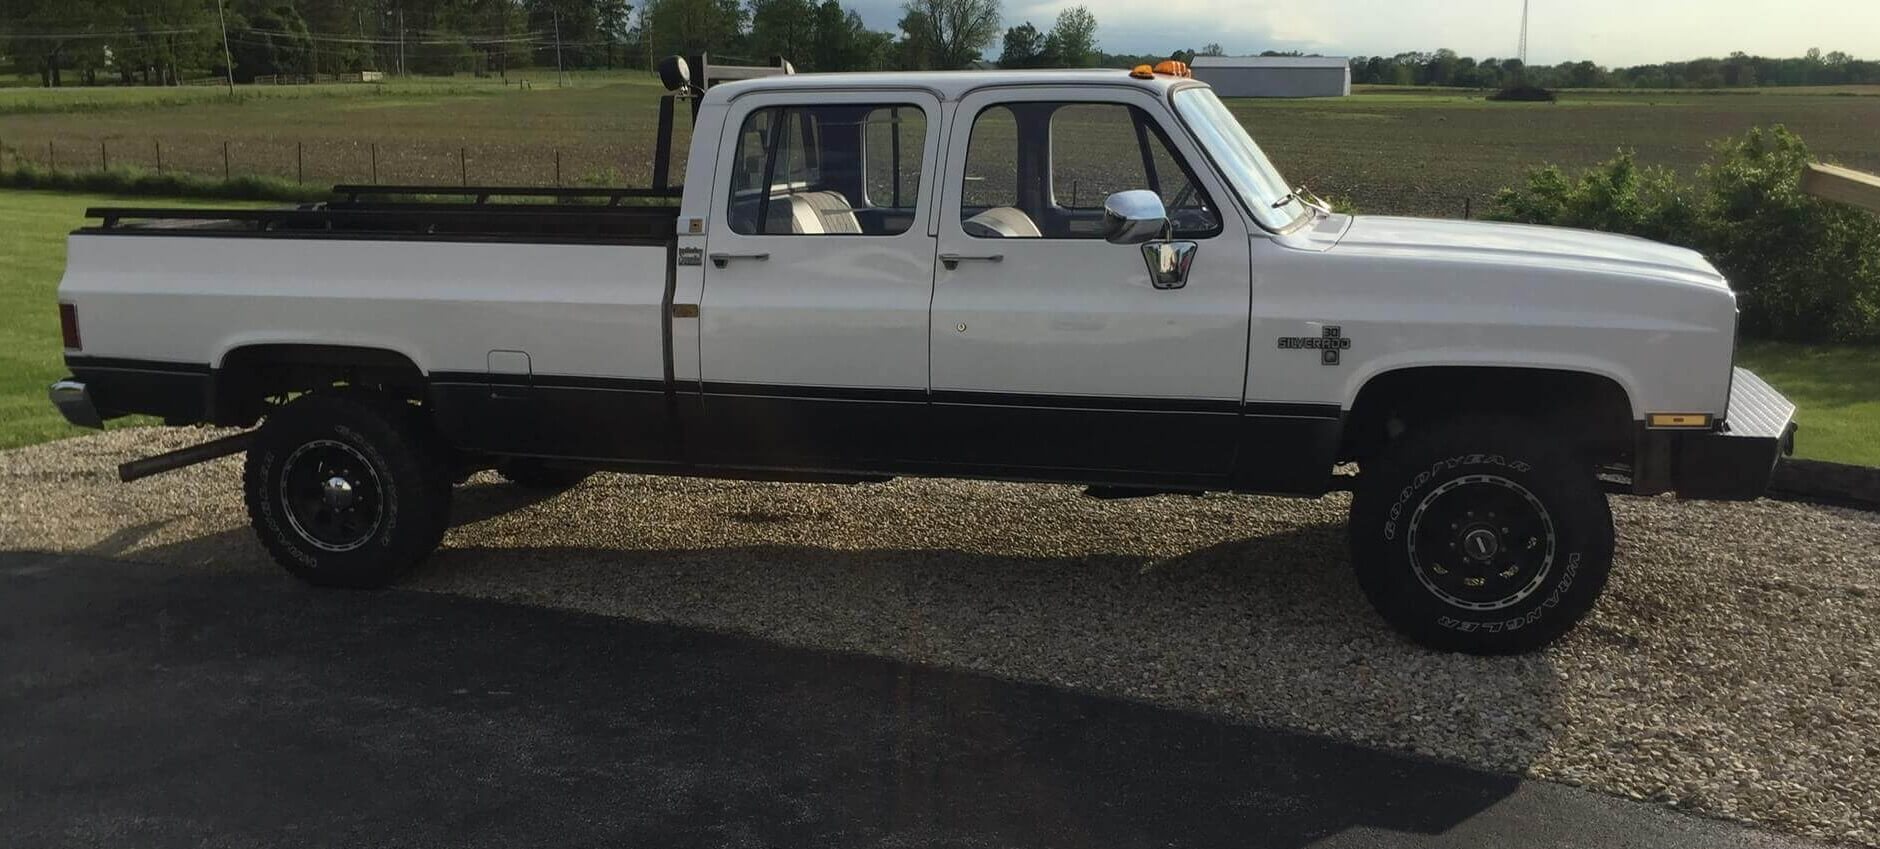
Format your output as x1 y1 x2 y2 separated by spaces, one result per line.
213 344 425 427
1343 367 1635 466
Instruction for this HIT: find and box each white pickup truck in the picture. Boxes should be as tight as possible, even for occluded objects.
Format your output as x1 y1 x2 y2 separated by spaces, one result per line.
49 59 1796 654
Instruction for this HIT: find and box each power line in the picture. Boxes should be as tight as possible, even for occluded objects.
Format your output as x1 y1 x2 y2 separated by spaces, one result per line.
0 28 200 40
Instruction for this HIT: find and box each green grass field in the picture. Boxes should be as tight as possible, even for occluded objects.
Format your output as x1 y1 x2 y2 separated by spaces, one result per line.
0 190 268 449
1 186 1871 465
2 76 1877 217
1736 343 1880 467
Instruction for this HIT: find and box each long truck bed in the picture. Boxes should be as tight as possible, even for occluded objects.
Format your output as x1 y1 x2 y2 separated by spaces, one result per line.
60 185 684 460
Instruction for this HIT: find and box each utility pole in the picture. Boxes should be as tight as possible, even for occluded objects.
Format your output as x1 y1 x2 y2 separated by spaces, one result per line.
553 9 567 88
1517 0 1530 68
398 8 407 77
215 0 235 96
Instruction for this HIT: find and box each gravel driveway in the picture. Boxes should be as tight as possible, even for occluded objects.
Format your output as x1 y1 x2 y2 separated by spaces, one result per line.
4 428 1877 845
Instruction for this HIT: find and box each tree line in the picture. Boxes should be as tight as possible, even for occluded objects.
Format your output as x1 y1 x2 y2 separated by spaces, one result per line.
0 0 1109 86
11 1 1871 90
1350 47 1880 90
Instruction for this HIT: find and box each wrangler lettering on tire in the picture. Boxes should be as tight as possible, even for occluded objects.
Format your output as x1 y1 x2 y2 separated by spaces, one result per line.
1350 416 1614 655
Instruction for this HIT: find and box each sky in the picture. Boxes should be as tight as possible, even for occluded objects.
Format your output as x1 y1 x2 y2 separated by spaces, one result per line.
850 0 1880 66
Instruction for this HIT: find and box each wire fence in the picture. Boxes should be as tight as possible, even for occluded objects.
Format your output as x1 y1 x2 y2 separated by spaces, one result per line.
1 134 1486 219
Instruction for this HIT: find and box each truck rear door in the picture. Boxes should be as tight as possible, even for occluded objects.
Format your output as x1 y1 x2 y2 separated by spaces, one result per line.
695 90 941 467
925 87 1253 483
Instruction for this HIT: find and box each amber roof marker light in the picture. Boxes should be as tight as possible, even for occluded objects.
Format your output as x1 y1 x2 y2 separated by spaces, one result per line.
1132 61 1192 80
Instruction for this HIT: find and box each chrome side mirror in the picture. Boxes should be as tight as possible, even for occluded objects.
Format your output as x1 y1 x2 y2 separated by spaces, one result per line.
1103 189 1196 289
1102 190 1169 245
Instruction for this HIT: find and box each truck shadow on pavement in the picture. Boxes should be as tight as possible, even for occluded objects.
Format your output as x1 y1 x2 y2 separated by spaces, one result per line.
103 479 1573 821
4 547 1559 849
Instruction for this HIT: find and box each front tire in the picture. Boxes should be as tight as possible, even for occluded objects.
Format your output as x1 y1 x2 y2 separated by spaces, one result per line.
1349 417 1614 655
244 392 453 588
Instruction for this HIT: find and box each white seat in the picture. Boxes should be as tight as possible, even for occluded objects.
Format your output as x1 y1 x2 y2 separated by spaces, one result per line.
963 206 1043 238
780 190 863 235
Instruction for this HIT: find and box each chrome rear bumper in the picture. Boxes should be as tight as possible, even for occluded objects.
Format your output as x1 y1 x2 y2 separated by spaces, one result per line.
49 379 104 429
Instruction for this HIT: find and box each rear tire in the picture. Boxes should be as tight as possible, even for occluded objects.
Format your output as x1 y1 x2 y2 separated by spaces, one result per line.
244 392 452 588
1349 416 1614 654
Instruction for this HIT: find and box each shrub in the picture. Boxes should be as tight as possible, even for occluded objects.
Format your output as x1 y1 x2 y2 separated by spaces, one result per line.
1491 126 1880 343
1488 85 1557 102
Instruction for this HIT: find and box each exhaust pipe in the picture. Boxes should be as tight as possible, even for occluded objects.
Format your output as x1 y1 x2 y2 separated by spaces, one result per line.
118 431 253 483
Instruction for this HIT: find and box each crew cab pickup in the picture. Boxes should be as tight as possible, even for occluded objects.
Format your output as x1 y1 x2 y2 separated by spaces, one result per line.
48 59 1797 654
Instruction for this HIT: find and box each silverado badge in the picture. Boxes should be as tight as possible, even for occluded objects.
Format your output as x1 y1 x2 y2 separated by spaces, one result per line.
1278 325 1351 365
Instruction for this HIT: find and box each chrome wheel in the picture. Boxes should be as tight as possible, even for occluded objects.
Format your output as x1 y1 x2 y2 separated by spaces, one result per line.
1404 474 1556 612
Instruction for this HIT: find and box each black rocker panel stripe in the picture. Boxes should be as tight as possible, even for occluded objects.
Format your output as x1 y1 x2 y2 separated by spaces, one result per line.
60 358 1345 494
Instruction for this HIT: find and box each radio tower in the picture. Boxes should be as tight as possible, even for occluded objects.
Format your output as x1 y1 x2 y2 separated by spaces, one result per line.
1517 0 1530 66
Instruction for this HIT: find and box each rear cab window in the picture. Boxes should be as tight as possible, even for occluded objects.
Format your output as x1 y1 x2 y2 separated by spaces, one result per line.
727 104 927 236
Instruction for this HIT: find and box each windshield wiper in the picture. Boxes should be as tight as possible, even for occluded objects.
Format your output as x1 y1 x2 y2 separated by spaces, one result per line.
1270 192 1299 210
1293 184 1333 213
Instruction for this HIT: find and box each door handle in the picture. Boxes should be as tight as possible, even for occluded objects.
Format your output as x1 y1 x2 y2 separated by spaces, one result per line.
709 252 770 268
939 253 1003 270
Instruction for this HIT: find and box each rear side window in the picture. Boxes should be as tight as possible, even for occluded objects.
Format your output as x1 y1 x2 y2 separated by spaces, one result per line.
728 103 926 236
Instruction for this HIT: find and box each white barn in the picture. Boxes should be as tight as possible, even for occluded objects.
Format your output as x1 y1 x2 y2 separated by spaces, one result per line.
1190 56 1352 98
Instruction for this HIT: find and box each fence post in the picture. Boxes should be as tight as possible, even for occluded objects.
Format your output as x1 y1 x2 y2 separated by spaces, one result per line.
297 141 304 184
460 147 468 186
100 139 108 171
223 141 230 180
155 140 163 175
370 143 378 185
1464 197 1473 220
554 149 561 186
48 140 54 171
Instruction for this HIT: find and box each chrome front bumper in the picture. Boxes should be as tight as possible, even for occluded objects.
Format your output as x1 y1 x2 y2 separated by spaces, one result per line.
49 379 104 429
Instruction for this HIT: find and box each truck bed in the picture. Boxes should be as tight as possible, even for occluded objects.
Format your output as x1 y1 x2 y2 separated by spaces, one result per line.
60 184 682 439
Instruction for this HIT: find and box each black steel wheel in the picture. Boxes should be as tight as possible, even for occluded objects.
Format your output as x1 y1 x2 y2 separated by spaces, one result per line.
244 392 452 588
278 439 384 552
1350 416 1614 655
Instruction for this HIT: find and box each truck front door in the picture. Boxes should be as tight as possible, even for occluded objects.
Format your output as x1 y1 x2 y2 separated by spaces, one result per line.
697 91 940 468
926 88 1252 484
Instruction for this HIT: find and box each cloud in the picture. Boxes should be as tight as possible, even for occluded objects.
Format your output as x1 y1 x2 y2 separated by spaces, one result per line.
840 0 1880 65
1009 0 1338 51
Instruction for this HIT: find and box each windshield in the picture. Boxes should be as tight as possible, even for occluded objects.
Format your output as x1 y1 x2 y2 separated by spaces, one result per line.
1172 87 1311 232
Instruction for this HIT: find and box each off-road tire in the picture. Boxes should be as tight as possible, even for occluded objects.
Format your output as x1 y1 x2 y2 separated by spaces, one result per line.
496 458 594 491
244 392 453 588
1349 416 1614 655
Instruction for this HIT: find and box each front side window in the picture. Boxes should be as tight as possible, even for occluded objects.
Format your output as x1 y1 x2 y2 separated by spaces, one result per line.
728 103 927 236
960 100 1219 239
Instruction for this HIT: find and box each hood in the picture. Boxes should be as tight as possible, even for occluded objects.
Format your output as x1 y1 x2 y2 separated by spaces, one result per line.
1332 216 1728 288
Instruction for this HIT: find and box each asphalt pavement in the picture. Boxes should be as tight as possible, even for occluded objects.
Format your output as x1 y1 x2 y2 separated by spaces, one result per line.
0 550 1825 849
